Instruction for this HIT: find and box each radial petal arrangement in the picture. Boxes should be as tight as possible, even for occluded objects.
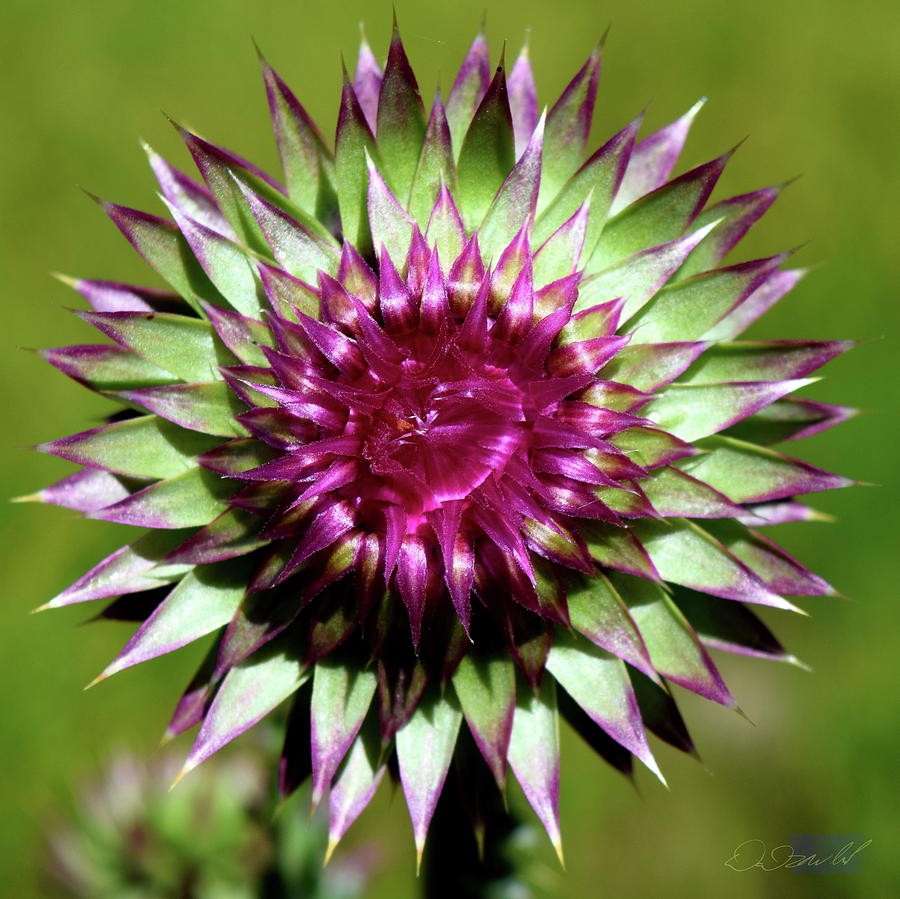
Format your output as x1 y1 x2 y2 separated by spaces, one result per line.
28 23 855 861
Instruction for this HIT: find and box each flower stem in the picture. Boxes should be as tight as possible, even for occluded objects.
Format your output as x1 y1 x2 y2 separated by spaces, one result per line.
421 743 526 899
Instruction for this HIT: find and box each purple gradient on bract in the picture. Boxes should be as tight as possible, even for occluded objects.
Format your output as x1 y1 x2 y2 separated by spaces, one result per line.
508 45 538 158
64 278 182 313
37 468 136 512
354 32 383 132
612 99 704 215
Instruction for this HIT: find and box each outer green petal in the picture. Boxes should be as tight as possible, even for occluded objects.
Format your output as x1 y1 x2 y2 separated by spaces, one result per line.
79 310 226 382
310 659 377 808
38 415 219 480
507 677 562 861
181 633 309 776
612 573 736 705
396 688 463 860
452 651 516 788
96 561 249 680
88 467 238 529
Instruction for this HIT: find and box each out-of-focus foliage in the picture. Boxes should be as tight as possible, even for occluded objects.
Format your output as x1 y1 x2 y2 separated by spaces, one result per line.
46 748 376 898
2 1 897 897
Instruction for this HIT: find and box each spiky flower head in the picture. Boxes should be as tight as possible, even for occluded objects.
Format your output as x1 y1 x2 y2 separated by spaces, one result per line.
28 22 855 863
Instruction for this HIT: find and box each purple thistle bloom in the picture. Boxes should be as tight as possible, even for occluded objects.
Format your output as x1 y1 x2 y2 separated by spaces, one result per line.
26 21 857 865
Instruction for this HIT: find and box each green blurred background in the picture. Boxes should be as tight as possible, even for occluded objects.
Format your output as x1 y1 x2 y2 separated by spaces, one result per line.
2 0 897 895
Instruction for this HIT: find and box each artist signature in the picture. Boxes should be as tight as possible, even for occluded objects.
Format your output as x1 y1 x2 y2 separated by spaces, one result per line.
724 838 872 872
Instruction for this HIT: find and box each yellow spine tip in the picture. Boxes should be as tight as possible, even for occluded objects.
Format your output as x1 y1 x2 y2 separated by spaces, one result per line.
169 762 194 792
553 837 566 869
323 837 338 867
83 671 108 691
50 271 79 288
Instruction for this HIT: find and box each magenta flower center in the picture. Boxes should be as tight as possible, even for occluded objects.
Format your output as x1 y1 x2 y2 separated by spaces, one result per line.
351 337 527 514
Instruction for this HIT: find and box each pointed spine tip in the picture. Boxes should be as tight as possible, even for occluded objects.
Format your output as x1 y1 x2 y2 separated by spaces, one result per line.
518 29 531 57
598 23 613 49
323 836 338 867
778 173 803 190
474 823 486 860
788 600 810 617
727 135 749 158
734 705 755 726
50 271 79 289
251 35 265 64
10 492 40 504
80 188 104 206
687 97 708 118
84 671 108 691
643 753 668 789
169 760 196 791
161 111 187 137
785 655 813 672
552 835 566 868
